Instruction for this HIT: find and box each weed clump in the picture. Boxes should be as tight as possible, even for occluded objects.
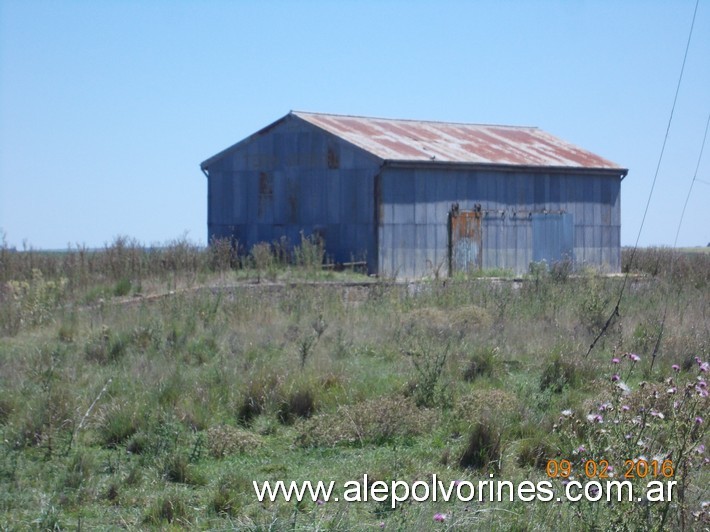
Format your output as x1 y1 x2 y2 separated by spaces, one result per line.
207 425 263 458
458 421 501 472
462 347 499 382
539 355 589 394
162 453 205 485
144 492 190 526
97 403 143 448
277 389 316 425
297 395 437 447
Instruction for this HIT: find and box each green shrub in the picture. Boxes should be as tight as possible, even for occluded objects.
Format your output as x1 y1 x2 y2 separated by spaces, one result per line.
277 389 316 425
161 453 206 486
144 491 190 525
113 278 132 297
539 355 588 394
293 232 325 271
84 326 130 364
98 404 142 447
458 421 501 472
462 347 499 382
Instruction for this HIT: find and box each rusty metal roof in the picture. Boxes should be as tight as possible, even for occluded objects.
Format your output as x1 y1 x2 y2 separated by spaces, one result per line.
293 111 625 171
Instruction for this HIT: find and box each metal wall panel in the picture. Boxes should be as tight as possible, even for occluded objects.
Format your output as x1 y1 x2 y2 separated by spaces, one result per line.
205 114 381 272
378 166 622 278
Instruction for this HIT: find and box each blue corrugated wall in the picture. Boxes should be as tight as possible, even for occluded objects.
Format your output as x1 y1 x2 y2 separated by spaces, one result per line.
204 117 621 279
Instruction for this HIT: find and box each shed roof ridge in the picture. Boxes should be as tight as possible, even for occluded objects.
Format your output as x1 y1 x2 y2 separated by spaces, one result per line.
290 110 539 130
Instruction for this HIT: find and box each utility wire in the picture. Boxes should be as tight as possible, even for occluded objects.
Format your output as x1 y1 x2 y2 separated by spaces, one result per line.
649 112 710 371
673 113 710 249
585 0 700 357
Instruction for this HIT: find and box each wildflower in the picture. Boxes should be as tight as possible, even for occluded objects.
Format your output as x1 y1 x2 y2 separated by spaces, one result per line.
612 357 620 364
433 513 447 522
695 417 703 424
699 389 708 398
575 445 586 454
695 444 705 455
622 405 630 412
616 381 631 394
650 410 664 419
667 387 677 394
379 522 385 529
611 374 620 382
697 380 707 388
672 364 680 372
453 480 463 487
629 353 641 362
561 409 573 417
317 499 325 506
700 362 709 373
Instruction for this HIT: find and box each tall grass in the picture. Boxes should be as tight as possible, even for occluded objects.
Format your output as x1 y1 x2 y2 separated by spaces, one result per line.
0 242 707 529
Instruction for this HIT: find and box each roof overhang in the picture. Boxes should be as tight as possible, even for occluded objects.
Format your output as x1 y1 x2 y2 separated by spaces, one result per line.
382 159 629 178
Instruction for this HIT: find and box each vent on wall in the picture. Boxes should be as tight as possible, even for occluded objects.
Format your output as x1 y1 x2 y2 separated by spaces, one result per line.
327 145 340 169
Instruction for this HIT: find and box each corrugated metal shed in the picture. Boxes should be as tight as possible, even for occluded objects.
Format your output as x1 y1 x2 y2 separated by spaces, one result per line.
201 111 627 278
293 111 625 171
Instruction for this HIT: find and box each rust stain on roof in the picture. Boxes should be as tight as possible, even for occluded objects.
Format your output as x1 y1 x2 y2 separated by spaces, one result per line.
293 111 624 170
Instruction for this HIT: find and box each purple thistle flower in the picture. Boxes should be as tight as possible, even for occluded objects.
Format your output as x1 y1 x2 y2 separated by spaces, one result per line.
672 364 680 372
612 357 620 364
700 362 709 372
629 353 641 362
622 405 630 412
698 380 708 389
317 499 325 506
433 513 447 522
695 416 704 424
611 374 620 382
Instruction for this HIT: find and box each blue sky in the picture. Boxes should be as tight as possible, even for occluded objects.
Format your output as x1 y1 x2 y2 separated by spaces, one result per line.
1 0 708 250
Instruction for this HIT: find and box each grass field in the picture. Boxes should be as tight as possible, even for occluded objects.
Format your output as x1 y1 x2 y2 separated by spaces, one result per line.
0 238 708 530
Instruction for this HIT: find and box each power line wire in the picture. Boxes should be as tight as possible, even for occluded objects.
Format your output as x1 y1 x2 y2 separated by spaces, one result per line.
585 0 701 358
649 112 710 371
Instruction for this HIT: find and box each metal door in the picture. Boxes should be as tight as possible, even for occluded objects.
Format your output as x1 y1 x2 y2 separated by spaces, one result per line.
449 209 482 273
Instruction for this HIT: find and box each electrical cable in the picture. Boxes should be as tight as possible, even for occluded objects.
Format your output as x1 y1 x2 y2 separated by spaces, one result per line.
585 0 701 358
648 112 710 372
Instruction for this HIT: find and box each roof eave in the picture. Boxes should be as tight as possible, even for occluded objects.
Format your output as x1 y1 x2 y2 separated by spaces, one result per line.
383 159 628 178
199 112 292 172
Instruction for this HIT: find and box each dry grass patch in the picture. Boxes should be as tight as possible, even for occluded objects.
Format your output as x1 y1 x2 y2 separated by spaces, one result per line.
207 425 263 458
296 395 437 447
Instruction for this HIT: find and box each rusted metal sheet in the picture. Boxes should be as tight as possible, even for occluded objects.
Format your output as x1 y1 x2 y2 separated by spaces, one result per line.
449 207 482 273
294 111 626 171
